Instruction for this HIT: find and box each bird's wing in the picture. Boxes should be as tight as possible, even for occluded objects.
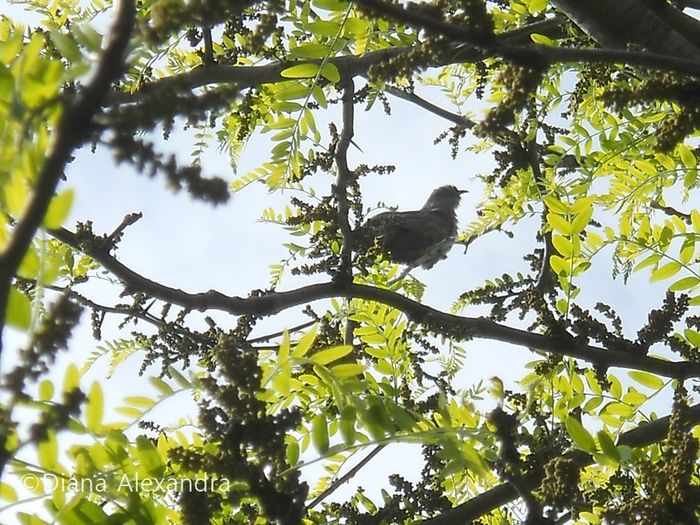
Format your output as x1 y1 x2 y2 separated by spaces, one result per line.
367 210 454 265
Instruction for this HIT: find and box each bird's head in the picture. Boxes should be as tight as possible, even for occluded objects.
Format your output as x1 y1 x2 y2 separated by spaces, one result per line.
422 185 467 212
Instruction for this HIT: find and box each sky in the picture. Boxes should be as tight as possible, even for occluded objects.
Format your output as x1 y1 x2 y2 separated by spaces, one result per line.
0 1 686 521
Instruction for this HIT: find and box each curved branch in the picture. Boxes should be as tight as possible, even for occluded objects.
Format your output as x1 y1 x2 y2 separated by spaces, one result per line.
0 0 135 355
50 226 700 379
418 401 700 525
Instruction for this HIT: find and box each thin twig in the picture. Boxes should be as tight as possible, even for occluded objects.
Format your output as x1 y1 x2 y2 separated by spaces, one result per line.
247 319 318 343
306 445 385 509
651 201 692 224
384 86 476 128
106 212 143 247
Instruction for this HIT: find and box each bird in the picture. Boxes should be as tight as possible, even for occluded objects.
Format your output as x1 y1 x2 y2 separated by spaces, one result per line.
357 185 467 270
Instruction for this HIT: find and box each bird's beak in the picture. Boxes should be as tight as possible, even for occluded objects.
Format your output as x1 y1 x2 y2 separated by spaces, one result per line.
458 189 468 195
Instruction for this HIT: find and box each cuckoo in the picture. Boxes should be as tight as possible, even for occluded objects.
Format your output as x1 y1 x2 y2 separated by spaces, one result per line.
358 185 466 270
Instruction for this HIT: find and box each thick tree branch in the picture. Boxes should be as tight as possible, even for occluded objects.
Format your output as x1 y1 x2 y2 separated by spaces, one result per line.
551 0 700 58
111 8 700 134
418 401 700 525
107 17 573 109
49 226 700 379
354 0 700 74
0 0 135 355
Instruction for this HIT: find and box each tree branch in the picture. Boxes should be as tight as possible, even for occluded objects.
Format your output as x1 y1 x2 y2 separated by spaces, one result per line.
551 0 700 58
354 0 700 74
0 0 135 356
108 9 700 128
383 86 475 128
306 445 386 509
417 401 700 525
651 201 692 224
334 77 355 283
49 226 700 379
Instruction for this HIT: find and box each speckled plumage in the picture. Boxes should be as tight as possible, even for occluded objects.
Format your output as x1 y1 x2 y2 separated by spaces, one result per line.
360 185 465 269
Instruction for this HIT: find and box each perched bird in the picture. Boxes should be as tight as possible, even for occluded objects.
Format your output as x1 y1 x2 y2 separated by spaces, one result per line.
358 185 466 270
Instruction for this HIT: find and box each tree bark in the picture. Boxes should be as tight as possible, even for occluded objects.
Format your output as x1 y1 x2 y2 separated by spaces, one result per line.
552 0 700 59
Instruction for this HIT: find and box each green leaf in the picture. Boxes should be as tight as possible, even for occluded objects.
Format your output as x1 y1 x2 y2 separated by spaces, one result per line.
551 234 572 256
168 366 191 388
571 205 593 234
292 325 318 358
669 275 700 291
311 414 329 453
305 20 342 37
547 213 571 235
685 328 700 348
0 481 18 502
628 370 665 390
286 438 300 465
633 253 661 272
597 430 620 463
679 144 697 168
63 363 80 392
340 405 356 445
135 435 165 477
692 210 700 233
38 431 58 470
330 362 365 378
311 344 353 365
43 189 75 229
6 288 31 329
149 377 174 396
17 245 40 279
60 496 109 523
650 261 682 282
280 63 321 79
363 401 388 441
604 402 633 417
528 0 548 13
49 30 82 62
549 255 569 276
565 417 596 452
320 63 340 83
124 396 156 409
530 33 553 45
86 381 103 432
39 379 54 401
312 0 349 11
0 63 14 95
555 298 568 314
582 396 603 413
290 43 331 59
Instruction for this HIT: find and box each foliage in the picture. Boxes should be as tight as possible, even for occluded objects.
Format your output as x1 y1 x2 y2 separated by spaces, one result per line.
2 0 700 524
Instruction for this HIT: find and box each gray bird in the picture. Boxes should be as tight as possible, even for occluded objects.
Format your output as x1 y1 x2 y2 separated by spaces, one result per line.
358 185 466 270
